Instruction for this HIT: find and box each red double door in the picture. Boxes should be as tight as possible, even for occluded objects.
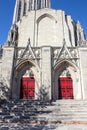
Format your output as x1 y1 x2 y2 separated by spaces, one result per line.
20 77 35 99
58 77 73 99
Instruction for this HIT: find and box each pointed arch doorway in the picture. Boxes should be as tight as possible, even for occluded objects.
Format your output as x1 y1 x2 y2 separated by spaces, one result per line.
53 60 77 100
58 77 73 99
12 59 41 100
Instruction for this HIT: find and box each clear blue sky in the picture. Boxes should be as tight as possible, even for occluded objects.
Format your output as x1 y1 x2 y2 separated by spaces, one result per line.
0 0 87 45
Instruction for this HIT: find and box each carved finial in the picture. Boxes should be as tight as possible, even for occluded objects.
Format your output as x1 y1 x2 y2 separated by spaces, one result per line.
28 38 30 45
63 38 66 44
62 38 66 48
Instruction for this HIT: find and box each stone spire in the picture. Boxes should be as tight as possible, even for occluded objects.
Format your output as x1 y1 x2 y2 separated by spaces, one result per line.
13 0 51 23
76 21 86 42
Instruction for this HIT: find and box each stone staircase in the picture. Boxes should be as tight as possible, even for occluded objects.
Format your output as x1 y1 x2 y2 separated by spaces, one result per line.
0 99 87 124
41 100 87 123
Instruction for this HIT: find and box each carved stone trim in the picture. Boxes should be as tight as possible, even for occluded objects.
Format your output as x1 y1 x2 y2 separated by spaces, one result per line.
15 39 40 68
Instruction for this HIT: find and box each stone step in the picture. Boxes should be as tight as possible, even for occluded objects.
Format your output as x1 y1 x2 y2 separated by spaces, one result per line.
47 104 87 107
43 113 87 117
46 108 87 112
1 115 87 123
1 99 87 123
48 111 87 115
1 111 87 116
53 104 87 107
54 100 87 104
1 112 87 118
0 124 87 130
2 108 87 113
1 116 87 123
3 106 87 109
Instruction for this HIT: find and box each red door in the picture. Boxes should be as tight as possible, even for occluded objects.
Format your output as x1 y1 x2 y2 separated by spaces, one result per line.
20 77 35 99
58 77 73 99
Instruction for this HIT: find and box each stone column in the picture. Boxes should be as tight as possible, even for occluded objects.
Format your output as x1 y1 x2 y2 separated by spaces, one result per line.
41 47 52 100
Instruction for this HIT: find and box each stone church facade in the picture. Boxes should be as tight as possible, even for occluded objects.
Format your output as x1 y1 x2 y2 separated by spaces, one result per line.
0 0 87 100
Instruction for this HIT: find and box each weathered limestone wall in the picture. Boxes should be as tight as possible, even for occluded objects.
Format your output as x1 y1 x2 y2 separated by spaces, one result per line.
79 47 87 100
1 47 14 98
17 11 35 47
17 9 85 48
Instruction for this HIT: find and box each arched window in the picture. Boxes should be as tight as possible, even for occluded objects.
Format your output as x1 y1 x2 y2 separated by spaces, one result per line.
17 1 22 21
23 1 27 16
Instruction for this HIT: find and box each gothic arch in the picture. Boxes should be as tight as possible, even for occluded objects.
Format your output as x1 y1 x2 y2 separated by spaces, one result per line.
37 13 57 24
15 59 40 72
53 60 82 100
54 59 79 73
12 60 40 99
36 13 57 46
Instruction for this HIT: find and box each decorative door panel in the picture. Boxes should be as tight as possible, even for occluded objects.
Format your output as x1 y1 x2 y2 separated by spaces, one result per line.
21 77 35 99
58 77 73 99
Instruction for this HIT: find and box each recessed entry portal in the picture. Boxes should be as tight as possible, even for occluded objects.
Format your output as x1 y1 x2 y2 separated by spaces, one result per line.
20 77 35 99
58 77 73 99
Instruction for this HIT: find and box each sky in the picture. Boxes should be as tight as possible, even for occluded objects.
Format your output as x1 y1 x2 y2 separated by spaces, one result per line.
0 0 87 45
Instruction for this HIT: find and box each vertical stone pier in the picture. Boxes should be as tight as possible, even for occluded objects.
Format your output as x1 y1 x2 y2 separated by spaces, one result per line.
41 46 52 100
